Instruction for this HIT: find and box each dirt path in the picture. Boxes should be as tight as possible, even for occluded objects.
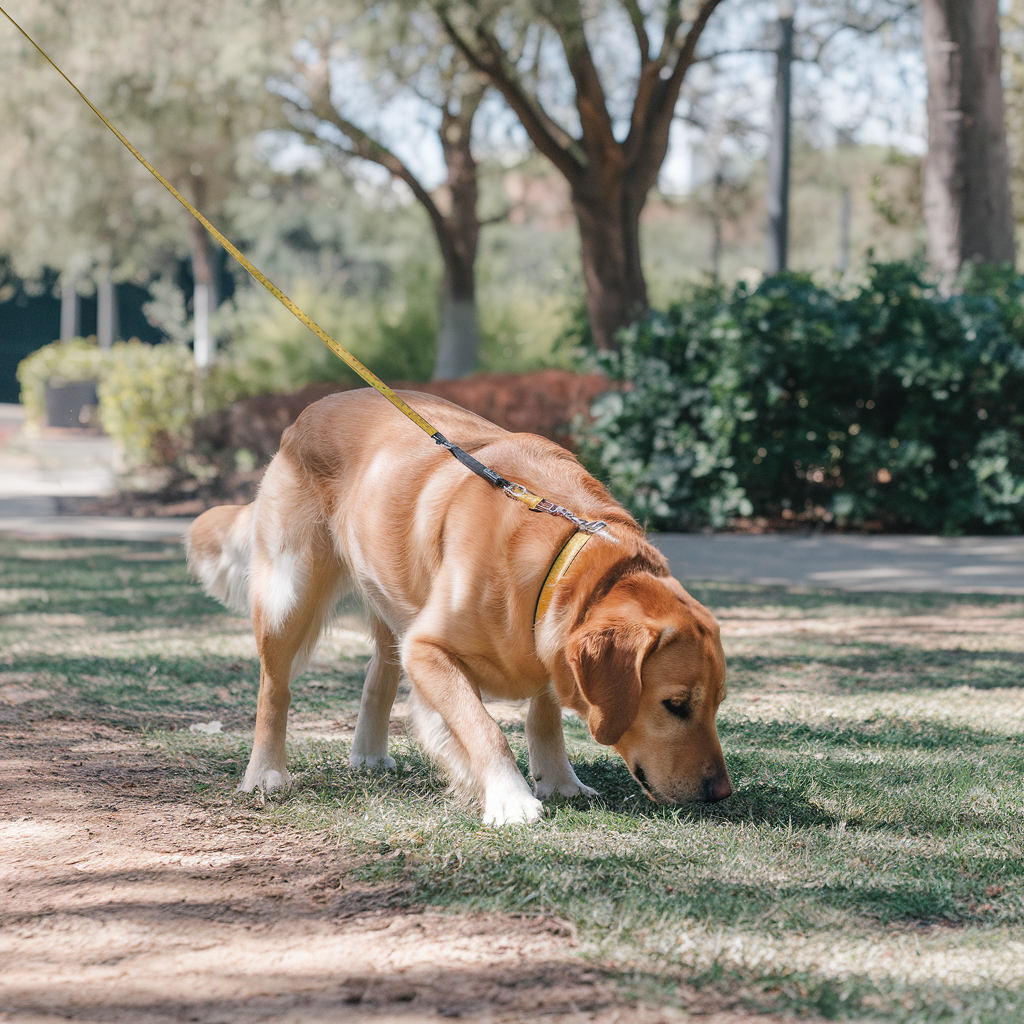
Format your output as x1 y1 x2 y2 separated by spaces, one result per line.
1 703 783 1024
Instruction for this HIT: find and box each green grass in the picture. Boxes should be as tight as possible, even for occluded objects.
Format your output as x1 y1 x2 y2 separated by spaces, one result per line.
2 536 1023 1022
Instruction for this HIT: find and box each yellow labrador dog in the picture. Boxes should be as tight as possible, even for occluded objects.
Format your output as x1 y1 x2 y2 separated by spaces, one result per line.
187 389 732 824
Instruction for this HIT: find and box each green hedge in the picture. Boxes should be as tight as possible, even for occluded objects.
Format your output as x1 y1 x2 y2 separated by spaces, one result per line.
576 263 1024 534
18 338 211 468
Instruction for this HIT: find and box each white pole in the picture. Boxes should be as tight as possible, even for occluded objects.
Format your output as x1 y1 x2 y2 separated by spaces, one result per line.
97 279 118 349
193 282 212 368
60 282 80 340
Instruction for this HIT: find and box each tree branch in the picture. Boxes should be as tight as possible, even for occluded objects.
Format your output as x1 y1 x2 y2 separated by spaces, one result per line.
437 9 586 181
546 0 619 159
624 0 724 183
618 0 651 61
293 65 454 259
659 0 684 64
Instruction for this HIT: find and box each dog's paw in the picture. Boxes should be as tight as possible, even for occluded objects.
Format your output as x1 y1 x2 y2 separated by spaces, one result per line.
482 786 544 826
534 775 599 801
349 753 397 770
238 767 291 793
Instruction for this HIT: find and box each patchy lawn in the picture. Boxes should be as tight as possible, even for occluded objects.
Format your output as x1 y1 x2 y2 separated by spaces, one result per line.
1 536 1022 1023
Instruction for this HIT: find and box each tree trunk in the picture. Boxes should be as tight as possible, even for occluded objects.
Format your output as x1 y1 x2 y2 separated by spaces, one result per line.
923 0 1015 284
432 99 482 379
297 54 487 379
189 215 218 368
573 181 649 351
435 266 479 379
60 283 81 341
96 279 118 350
766 10 795 274
439 1 725 352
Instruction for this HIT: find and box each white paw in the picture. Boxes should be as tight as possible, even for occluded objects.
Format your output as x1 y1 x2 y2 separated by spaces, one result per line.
534 775 599 801
482 782 544 826
532 759 599 801
349 753 397 770
238 766 291 793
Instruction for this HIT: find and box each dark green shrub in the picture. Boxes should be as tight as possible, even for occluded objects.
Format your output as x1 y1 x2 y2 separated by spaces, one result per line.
576 263 1024 534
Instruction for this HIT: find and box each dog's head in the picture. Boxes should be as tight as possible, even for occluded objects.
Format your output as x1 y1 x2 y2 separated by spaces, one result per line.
564 573 731 804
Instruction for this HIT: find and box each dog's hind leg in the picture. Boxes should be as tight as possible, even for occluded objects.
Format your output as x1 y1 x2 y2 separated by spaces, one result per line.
350 616 401 769
240 462 345 794
526 684 599 801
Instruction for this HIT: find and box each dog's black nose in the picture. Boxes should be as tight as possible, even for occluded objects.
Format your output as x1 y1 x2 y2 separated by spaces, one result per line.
702 770 733 803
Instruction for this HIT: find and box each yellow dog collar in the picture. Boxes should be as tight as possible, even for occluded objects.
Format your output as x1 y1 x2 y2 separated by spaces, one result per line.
534 531 593 625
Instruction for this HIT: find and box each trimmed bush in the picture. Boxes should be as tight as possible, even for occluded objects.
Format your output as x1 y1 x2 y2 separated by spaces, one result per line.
17 338 107 428
97 341 198 467
18 339 214 468
576 263 1024 534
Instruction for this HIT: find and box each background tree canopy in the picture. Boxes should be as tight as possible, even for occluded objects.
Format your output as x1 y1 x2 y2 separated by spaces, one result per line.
2 0 1022 537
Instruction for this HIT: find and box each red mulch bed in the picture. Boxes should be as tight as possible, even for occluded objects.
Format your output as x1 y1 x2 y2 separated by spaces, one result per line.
80 370 613 518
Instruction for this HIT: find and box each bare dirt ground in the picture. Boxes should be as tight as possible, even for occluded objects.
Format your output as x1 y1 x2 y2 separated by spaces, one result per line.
0 699 787 1024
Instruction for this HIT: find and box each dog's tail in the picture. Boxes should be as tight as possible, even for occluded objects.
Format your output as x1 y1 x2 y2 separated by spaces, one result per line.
186 504 255 616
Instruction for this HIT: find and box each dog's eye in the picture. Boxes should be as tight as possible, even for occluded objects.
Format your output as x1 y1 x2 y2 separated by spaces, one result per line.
662 697 691 720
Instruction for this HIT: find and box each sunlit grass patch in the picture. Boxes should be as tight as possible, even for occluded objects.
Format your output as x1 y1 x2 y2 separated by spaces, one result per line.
3 537 1024 1022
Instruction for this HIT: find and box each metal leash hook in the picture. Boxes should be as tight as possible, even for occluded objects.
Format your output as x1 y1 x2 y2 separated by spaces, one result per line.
504 484 608 534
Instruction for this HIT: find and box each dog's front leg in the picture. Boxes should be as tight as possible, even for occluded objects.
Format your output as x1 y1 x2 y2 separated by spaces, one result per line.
405 637 543 826
526 685 599 801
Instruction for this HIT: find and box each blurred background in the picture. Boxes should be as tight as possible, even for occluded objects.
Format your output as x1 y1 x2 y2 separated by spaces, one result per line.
2 0 1022 534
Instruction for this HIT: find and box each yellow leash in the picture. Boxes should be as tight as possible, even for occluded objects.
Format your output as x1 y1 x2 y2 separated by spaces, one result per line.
0 4 607 537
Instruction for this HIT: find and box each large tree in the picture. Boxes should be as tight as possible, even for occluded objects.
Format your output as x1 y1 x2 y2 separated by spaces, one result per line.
435 0 723 350
1004 0 1024 249
922 0 1014 283
0 0 328 360
286 9 494 378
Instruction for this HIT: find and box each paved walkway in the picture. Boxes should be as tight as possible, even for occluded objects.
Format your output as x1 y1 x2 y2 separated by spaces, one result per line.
0 516 1020 594
654 533 1024 595
0 403 116 516
0 515 192 542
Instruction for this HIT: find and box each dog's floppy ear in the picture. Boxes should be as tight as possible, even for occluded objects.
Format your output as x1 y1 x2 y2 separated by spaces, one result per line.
567 621 656 745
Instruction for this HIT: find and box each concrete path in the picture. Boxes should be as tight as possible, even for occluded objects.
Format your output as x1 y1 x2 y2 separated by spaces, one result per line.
0 403 117 516
0 515 1020 594
654 533 1024 595
0 515 192 542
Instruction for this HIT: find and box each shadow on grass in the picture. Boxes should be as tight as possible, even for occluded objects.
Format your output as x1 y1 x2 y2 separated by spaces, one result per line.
719 714 1020 750
356 830 1024 931
728 645 1024 691
6 652 368 729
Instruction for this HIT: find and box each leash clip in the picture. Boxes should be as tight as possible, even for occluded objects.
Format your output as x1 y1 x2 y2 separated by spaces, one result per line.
503 483 606 534
533 498 608 534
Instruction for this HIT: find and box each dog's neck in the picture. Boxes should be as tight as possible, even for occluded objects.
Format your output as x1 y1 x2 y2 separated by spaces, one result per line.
533 526 671 680
533 531 595 626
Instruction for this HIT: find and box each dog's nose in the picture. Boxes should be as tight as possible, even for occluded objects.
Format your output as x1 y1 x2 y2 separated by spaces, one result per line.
702 770 733 803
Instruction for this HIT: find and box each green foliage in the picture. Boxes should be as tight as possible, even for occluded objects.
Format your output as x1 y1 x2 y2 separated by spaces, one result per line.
577 262 1024 534
16 337 107 427
219 272 437 395
477 285 578 373
17 337 218 468
97 340 198 467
